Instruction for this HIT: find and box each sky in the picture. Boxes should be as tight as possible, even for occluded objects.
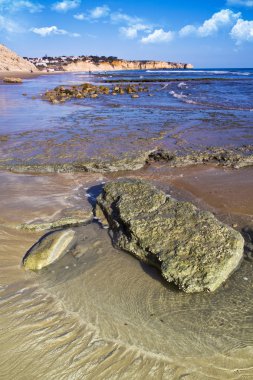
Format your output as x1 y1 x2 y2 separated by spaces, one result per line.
0 0 253 67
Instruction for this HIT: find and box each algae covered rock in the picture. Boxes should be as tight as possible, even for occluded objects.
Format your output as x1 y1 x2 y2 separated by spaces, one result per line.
23 229 76 270
96 179 244 293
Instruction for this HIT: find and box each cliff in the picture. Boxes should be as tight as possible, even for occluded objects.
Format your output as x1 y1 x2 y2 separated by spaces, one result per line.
0 44 37 72
63 60 193 72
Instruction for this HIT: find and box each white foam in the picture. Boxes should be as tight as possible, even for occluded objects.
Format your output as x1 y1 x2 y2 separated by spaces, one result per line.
177 82 188 89
146 70 213 73
169 90 187 100
185 99 198 105
146 70 252 75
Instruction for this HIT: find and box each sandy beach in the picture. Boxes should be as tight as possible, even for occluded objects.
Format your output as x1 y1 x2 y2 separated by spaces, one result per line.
0 70 64 82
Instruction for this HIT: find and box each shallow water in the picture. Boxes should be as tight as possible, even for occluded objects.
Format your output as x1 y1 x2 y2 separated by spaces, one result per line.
0 70 252 167
0 69 253 379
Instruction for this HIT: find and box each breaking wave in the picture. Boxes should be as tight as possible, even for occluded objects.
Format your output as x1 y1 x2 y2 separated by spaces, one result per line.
146 70 251 76
169 90 252 110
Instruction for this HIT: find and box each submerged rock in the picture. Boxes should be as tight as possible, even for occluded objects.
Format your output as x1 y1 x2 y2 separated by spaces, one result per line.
96 179 244 293
23 229 76 270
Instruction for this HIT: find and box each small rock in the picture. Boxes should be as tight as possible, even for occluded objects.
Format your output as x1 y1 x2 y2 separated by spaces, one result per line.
23 229 76 270
3 77 23 84
131 94 139 99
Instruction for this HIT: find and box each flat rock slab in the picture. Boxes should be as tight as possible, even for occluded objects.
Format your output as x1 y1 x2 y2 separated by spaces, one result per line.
23 229 76 270
96 179 244 293
19 209 93 232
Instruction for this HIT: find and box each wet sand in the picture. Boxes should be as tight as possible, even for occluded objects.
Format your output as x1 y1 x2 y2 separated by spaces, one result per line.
0 164 253 379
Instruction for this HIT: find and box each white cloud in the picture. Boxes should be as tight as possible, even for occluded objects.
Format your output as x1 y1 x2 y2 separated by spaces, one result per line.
141 29 174 44
179 9 241 37
89 5 110 19
110 12 142 25
230 18 253 42
31 25 80 37
52 0 80 12
227 0 253 7
179 24 196 37
73 7 151 40
74 5 110 21
0 15 21 32
120 23 150 39
110 11 152 39
0 0 43 13
74 13 85 20
12 1 43 12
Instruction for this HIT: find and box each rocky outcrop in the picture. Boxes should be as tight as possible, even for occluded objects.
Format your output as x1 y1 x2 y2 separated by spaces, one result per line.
3 146 253 174
63 60 193 72
0 44 37 72
23 229 76 270
148 147 253 169
42 83 149 103
96 179 244 293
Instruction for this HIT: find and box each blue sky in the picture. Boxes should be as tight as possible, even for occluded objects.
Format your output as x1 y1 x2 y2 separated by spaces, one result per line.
0 0 253 67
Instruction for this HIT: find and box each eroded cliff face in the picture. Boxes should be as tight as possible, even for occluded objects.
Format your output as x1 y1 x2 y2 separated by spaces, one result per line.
0 44 37 72
63 60 193 72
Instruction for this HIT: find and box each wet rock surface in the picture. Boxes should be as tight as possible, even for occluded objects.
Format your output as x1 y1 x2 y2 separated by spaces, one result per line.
2 145 253 174
3 77 23 84
42 83 149 104
96 179 244 293
23 229 77 270
149 145 253 169
19 208 93 232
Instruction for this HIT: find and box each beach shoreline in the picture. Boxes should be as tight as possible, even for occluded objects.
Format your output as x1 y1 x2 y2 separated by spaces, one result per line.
0 70 65 82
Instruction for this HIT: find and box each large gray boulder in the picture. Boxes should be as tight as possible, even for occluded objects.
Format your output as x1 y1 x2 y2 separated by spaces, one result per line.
96 179 244 293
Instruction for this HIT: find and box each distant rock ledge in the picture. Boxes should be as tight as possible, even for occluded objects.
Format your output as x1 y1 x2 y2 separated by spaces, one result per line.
63 60 193 72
